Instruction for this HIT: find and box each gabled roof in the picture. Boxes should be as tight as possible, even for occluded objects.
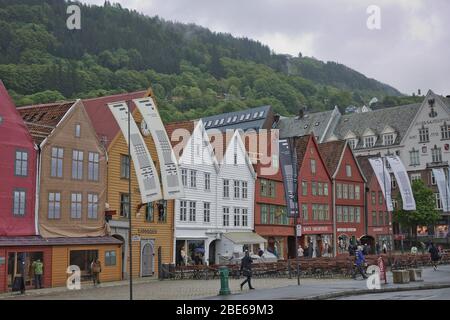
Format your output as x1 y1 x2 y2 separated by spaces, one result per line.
165 120 196 149
293 135 312 170
356 155 375 183
17 101 76 145
219 129 256 178
201 105 272 132
317 140 347 176
277 108 337 142
83 91 147 148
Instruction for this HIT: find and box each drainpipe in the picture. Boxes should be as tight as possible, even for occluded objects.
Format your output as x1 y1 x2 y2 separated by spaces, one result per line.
333 179 337 257
364 183 369 236
34 145 42 236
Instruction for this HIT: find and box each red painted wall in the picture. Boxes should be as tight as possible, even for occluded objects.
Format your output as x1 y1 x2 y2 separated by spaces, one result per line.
334 146 365 241
367 174 391 238
0 82 37 236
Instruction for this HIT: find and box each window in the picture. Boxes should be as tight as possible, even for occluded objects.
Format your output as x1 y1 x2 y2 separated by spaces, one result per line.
411 173 421 182
260 179 267 196
88 152 99 181
364 136 375 148
302 181 308 196
232 116 237 122
179 201 187 221
223 179 230 198
348 139 357 149
105 251 116 266
242 208 248 227
337 183 342 199
324 183 329 196
234 180 240 199
355 207 361 223
51 147 64 178
302 204 308 221
181 169 187 187
337 206 342 222
310 159 316 175
71 193 82 219
15 150 28 176
383 134 394 146
372 211 377 226
13 189 26 216
190 170 197 188
318 182 323 196
242 181 248 199
261 205 268 224
75 124 81 138
343 206 349 222
88 194 98 219
324 205 329 220
385 211 389 225
441 122 450 140
371 191 376 205
157 200 167 223
245 113 250 120
189 201 196 221
234 153 238 165
204 173 210 191
311 181 317 196
349 207 354 222
146 202 154 222
355 185 360 200
346 164 352 177
431 171 436 185
268 180 275 197
312 204 319 221
378 191 383 205
432 146 442 163
269 206 276 224
72 150 84 180
379 211 384 226
409 149 420 166
348 184 354 200
203 202 210 223
435 193 443 210
343 184 348 199
48 192 61 219
223 207 230 226
120 193 130 217
120 155 130 179
419 127 429 143
234 208 240 226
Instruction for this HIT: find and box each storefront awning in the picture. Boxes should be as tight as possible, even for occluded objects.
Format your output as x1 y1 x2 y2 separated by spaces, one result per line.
223 232 267 245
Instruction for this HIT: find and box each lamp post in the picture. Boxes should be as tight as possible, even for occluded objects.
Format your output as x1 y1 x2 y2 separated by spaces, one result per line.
288 137 300 286
381 155 394 261
126 100 133 301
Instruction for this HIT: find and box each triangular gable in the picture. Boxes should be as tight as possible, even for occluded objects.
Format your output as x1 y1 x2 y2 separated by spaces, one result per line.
219 129 256 179
344 130 357 139
334 142 367 182
381 125 396 134
302 135 333 181
362 128 376 137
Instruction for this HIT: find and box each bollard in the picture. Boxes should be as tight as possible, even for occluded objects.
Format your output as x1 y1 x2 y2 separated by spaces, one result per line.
219 266 231 295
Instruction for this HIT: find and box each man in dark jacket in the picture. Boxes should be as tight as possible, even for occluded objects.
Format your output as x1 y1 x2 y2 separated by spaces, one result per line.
240 251 255 290
429 242 440 270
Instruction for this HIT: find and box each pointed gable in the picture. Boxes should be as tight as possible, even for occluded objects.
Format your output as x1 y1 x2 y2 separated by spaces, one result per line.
318 140 346 176
220 130 256 178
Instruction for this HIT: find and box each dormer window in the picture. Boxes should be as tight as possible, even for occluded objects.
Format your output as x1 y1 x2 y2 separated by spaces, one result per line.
383 134 394 146
253 112 258 119
214 119 219 126
348 139 358 149
245 114 250 120
259 111 265 117
232 116 237 122
227 117 232 123
363 136 376 148
240 115 245 121
219 118 224 125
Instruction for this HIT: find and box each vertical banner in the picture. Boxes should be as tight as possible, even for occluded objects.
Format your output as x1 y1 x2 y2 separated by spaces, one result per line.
432 168 450 212
133 97 185 199
386 156 416 211
368 158 394 211
278 139 299 218
108 102 162 203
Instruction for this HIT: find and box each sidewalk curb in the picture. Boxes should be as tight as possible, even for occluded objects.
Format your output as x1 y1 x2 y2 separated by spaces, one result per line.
299 282 450 300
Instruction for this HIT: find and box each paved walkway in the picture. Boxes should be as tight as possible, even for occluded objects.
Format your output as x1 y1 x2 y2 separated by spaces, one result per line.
3 265 450 300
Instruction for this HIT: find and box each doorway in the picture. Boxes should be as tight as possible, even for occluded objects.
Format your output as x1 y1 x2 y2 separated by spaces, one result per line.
141 240 154 277
287 236 296 259
208 240 217 265
112 234 126 279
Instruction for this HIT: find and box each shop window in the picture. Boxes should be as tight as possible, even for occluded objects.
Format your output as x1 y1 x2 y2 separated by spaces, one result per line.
105 251 116 266
70 250 98 281
7 252 43 289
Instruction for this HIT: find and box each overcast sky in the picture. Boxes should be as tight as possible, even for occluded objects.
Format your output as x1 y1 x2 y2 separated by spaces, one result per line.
83 0 450 95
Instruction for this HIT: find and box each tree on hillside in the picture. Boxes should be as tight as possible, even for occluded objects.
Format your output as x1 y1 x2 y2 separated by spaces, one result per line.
394 180 441 246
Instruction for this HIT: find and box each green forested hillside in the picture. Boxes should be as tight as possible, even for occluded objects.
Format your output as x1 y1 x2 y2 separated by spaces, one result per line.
0 0 410 122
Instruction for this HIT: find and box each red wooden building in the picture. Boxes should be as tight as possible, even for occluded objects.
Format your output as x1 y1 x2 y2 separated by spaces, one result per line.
0 81 51 292
357 155 393 250
295 135 334 257
318 140 366 255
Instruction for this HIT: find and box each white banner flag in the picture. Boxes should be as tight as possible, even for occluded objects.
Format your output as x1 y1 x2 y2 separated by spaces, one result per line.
386 156 416 211
108 101 162 203
432 168 450 212
368 158 394 212
134 97 185 199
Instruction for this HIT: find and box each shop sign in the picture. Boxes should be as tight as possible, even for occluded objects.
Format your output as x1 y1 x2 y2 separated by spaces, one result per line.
296 224 302 237
302 225 332 234
137 228 158 235
337 228 356 232
132 235 141 242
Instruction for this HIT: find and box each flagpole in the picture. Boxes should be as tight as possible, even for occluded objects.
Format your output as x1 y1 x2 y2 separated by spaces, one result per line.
381 156 393 262
127 99 133 301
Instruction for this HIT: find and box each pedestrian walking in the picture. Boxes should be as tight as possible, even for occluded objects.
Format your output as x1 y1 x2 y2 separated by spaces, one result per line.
91 258 102 286
352 246 368 280
240 250 255 290
382 241 387 254
297 245 304 258
32 258 44 289
375 242 381 255
429 242 440 271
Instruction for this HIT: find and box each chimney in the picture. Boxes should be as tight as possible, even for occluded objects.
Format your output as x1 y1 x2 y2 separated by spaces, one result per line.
446 95 450 99
298 108 304 119
273 114 280 123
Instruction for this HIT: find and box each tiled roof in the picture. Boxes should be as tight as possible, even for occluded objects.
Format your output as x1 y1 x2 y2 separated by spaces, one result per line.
330 103 421 149
201 105 272 132
357 155 375 183
165 120 196 147
0 236 123 247
277 109 336 141
318 140 346 175
294 135 311 169
83 91 147 149
17 101 76 144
